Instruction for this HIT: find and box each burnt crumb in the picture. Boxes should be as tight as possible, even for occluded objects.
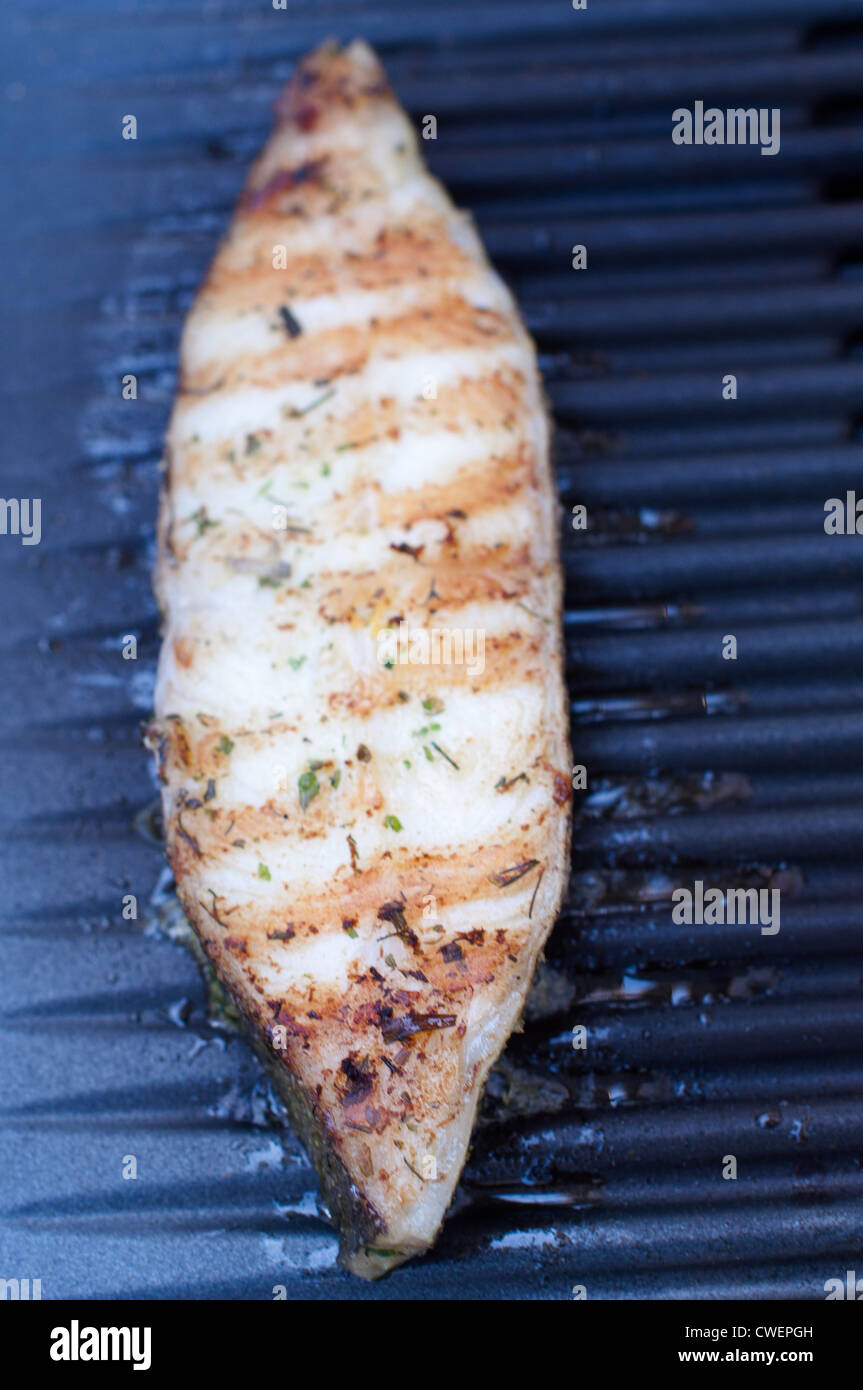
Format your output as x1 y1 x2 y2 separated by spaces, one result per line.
546 763 572 807
377 901 419 950
267 926 296 942
295 103 320 131
381 1012 457 1043
243 158 326 210
437 929 485 963
278 304 303 338
271 1006 311 1040
356 743 372 762
338 1054 375 1107
390 541 425 562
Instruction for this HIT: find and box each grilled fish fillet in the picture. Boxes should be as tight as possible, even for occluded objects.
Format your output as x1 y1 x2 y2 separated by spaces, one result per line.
147 38 571 1278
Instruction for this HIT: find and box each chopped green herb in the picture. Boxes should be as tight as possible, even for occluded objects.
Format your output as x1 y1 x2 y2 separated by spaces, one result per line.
258 575 281 588
288 656 306 671
201 888 228 927
528 866 545 919
423 745 433 761
321 462 331 477
184 506 220 538
256 476 293 508
496 772 529 792
257 862 271 881
330 768 341 789
218 736 234 756
431 741 459 770
422 697 444 714
384 814 403 831
403 760 411 770
298 769 319 811
384 953 397 968
516 599 551 625
299 576 312 589
284 386 335 419
490 858 540 889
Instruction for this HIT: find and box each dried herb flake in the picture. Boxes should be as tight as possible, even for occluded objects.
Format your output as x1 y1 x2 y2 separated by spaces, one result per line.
298 769 319 811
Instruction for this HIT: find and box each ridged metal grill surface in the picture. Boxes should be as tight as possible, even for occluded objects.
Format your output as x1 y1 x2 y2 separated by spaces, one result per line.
2 0 863 1299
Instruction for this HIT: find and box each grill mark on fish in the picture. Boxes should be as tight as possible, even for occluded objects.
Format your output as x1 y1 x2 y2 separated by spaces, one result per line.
171 369 528 467
205 223 479 305
180 308 519 396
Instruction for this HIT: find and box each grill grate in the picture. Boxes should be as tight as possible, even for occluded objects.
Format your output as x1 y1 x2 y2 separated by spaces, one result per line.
3 0 863 1299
